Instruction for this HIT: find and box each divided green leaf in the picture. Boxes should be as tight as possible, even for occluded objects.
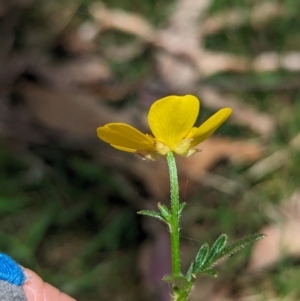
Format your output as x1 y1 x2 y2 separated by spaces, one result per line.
215 233 265 263
204 234 227 267
202 268 218 278
137 210 166 223
186 233 265 281
193 243 209 274
186 261 195 281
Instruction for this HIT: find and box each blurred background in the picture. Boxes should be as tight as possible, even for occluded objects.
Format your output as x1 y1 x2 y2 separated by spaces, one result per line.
1 0 300 300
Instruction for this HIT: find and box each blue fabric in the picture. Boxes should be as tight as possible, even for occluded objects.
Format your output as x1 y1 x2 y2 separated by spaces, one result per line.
0 253 25 286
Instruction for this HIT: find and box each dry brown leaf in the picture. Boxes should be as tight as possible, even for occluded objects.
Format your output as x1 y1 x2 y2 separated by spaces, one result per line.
154 0 251 79
201 1 285 36
154 0 211 84
248 220 300 272
248 190 300 271
154 0 295 84
37 56 112 89
155 50 248 88
179 137 263 177
197 51 248 76
247 133 300 181
252 52 300 72
31 56 143 101
198 87 276 137
156 0 211 50
103 41 147 62
90 2 155 41
177 137 263 195
155 51 199 89
17 80 133 139
57 29 96 55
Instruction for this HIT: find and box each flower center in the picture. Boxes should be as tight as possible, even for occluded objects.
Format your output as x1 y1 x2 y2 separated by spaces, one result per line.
155 140 170 155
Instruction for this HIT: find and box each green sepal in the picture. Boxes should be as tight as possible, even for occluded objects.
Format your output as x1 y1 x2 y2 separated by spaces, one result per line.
193 243 210 274
137 210 166 224
162 274 187 289
157 203 172 223
215 233 265 264
204 234 227 267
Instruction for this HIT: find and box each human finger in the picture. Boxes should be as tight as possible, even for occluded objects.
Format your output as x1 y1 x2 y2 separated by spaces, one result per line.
23 268 77 301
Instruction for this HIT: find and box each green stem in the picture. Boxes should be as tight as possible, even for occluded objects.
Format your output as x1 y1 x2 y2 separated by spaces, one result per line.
176 282 194 301
166 152 181 277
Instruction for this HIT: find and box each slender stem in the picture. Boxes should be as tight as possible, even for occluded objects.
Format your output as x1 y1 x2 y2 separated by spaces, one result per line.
176 282 194 301
166 152 181 277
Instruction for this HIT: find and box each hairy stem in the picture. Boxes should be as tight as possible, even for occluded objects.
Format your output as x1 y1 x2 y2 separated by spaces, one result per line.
166 152 181 277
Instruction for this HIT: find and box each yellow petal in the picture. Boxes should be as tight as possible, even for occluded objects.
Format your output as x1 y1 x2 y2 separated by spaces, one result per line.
97 123 155 152
110 145 136 153
110 145 160 161
148 95 199 149
173 138 193 155
190 108 232 146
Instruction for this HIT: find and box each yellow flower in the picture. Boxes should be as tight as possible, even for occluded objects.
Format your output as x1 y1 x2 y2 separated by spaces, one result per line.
97 95 232 160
